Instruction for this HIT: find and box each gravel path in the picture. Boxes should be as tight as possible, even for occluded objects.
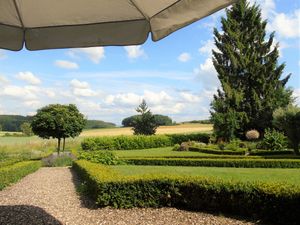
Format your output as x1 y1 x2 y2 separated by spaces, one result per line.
0 167 256 225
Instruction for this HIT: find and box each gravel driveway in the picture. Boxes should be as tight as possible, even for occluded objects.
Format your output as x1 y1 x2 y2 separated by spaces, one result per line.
0 167 256 225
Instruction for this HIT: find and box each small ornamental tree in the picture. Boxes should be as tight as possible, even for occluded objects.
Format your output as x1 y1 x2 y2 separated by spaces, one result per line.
31 104 86 154
20 122 33 136
132 100 158 135
273 105 300 155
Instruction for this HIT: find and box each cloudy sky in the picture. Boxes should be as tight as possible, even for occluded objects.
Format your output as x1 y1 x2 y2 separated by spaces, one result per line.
0 0 299 125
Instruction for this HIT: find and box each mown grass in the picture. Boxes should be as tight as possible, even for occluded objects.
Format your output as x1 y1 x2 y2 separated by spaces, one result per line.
113 147 213 158
112 165 300 186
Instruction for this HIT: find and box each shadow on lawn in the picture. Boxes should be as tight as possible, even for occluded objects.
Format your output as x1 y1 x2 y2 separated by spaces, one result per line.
0 205 62 225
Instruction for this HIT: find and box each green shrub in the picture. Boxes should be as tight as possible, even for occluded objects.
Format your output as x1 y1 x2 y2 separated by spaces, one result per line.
81 133 211 151
0 161 41 190
260 128 287 151
73 160 300 225
223 139 242 151
78 151 123 165
124 157 300 168
167 133 210 144
273 105 300 154
189 146 246 155
81 135 172 151
172 144 180 151
42 152 74 167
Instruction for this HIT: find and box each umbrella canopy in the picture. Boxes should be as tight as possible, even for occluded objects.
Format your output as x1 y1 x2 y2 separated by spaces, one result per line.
0 0 236 51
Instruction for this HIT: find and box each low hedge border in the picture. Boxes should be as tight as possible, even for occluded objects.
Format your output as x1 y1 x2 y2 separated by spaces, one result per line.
189 147 246 155
249 150 295 156
73 160 300 225
123 158 300 168
81 133 211 151
0 161 42 190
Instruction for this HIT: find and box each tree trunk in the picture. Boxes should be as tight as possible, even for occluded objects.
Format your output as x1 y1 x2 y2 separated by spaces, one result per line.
57 138 61 155
63 137 66 152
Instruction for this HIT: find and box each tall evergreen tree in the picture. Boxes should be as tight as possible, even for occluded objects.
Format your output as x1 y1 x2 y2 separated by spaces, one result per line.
132 100 158 135
210 0 292 141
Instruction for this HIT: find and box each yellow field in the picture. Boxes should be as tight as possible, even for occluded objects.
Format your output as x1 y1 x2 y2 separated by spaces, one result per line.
80 123 213 137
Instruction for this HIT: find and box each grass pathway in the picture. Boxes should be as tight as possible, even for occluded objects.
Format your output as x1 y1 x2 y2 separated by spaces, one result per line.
0 167 255 225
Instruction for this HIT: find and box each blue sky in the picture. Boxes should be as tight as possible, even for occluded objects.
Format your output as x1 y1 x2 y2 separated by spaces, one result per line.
0 0 299 125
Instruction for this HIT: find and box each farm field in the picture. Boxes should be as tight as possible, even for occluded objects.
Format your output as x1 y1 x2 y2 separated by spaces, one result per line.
112 165 300 186
80 123 213 137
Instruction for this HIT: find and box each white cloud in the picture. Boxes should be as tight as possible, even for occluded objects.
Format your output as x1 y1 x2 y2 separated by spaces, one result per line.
178 53 191 62
67 47 105 64
70 79 97 97
268 9 300 38
0 85 38 100
143 90 172 105
249 0 276 19
0 50 7 60
72 88 97 97
55 60 79 69
78 47 105 64
23 100 41 108
70 79 90 89
293 88 300 106
16 72 41 85
0 75 9 84
180 92 202 103
105 93 141 106
194 58 220 90
124 46 146 59
44 89 56 98
199 39 217 56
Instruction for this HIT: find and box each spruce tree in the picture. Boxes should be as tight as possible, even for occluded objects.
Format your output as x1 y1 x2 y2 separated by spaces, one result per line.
132 100 158 135
210 0 292 141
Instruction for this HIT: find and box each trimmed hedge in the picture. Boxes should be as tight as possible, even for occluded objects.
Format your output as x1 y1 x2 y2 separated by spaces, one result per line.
250 150 294 156
166 133 210 144
0 161 41 190
81 133 210 151
124 158 300 168
81 135 172 150
73 160 300 225
189 147 246 155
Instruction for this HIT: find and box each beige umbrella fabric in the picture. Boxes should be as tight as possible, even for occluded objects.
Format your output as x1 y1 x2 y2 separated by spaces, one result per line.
0 0 236 51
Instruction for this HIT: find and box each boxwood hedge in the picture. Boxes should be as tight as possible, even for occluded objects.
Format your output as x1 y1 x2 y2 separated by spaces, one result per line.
0 161 41 190
81 133 210 151
73 160 300 225
124 158 300 168
189 147 246 155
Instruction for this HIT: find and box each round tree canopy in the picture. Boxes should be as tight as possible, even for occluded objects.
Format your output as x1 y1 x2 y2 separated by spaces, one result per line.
0 0 236 51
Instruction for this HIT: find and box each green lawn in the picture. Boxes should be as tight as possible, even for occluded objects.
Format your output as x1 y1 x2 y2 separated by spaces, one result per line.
113 147 217 158
112 165 300 186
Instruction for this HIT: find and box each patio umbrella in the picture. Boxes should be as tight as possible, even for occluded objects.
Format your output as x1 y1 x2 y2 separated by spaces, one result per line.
0 0 236 51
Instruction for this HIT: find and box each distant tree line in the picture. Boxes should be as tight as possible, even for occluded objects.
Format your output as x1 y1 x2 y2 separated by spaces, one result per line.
122 114 173 127
182 120 212 124
0 115 115 132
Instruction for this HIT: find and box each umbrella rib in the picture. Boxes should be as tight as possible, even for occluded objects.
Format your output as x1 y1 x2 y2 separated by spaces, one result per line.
13 0 25 29
129 0 149 20
150 0 182 19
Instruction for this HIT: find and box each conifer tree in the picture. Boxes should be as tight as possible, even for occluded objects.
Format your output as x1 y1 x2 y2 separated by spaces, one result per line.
210 0 292 141
132 100 158 135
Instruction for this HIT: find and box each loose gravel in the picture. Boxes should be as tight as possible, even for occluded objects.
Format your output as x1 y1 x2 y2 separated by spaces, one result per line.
0 167 256 225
